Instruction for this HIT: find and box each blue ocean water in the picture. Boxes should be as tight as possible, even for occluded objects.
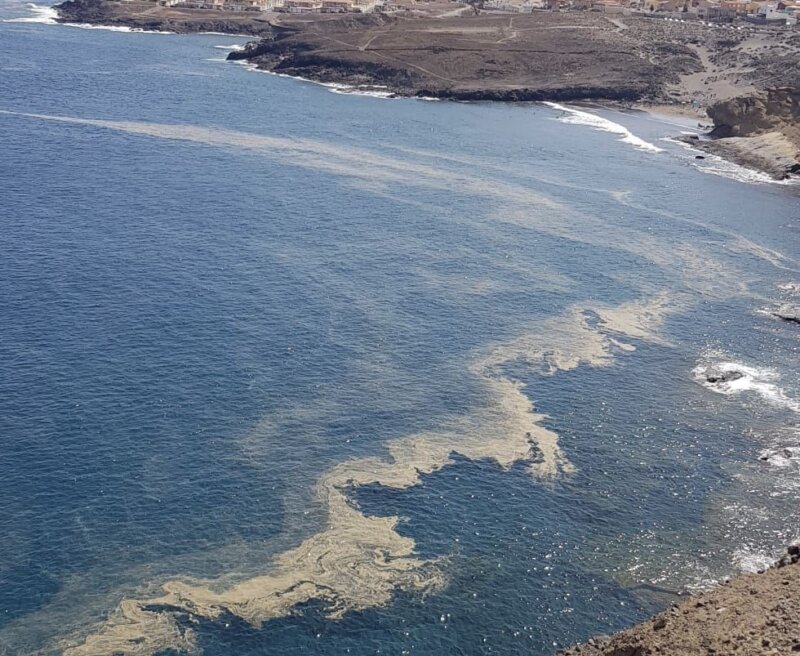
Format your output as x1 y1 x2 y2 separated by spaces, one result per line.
1 4 799 654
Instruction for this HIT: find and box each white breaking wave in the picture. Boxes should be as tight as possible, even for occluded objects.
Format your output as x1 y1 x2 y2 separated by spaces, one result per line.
232 61 398 100
778 282 800 295
59 21 172 33
543 102 664 153
3 2 57 23
663 137 793 186
328 86 394 99
3 3 172 32
213 44 245 51
695 155 791 186
733 547 776 573
758 445 800 469
693 359 800 413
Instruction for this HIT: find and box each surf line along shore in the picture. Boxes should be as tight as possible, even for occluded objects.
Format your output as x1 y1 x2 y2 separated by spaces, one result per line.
558 545 800 655
52 0 800 180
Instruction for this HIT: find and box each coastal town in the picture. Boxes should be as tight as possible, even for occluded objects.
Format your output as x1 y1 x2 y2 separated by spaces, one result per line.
155 0 800 25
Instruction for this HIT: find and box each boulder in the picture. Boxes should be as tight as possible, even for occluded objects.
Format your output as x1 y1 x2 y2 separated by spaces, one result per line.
704 368 743 384
772 304 800 324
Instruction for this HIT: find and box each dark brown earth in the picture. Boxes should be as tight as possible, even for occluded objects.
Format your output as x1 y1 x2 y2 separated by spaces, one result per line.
54 1 798 104
58 0 798 176
54 1 708 101
559 546 800 656
56 0 279 35
226 12 706 102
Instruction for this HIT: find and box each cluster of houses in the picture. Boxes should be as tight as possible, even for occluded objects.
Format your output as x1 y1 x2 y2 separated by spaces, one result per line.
483 0 798 22
159 0 799 21
161 0 383 13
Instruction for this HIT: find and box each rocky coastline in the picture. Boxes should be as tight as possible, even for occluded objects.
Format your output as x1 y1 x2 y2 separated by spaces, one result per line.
55 0 278 34
54 0 799 179
228 12 797 180
558 545 800 655
221 12 690 102
682 88 800 180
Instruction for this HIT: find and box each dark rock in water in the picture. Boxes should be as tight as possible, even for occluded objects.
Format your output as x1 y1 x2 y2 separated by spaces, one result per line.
708 123 734 139
695 155 705 159
772 304 800 324
704 367 743 384
777 544 800 568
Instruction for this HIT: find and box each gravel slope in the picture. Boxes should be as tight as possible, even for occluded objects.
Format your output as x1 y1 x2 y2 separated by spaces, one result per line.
559 546 800 656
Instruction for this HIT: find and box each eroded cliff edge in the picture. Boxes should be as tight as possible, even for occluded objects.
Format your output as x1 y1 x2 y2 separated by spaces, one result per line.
689 88 800 180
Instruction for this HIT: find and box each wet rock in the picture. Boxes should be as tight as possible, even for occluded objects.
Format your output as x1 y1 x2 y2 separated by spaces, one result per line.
772 304 800 324
704 367 743 384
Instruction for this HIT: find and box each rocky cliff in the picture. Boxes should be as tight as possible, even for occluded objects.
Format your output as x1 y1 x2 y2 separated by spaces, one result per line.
56 0 278 35
698 88 800 179
708 87 800 142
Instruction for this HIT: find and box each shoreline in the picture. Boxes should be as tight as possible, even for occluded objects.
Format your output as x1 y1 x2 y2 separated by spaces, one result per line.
559 545 800 655
679 133 800 182
48 1 800 181
12 2 797 182
215 62 800 185
6 6 800 656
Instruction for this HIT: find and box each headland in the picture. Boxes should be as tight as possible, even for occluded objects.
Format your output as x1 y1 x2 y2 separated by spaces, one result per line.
53 0 800 178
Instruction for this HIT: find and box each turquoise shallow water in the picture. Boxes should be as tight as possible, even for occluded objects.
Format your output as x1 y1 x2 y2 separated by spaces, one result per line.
1 5 799 654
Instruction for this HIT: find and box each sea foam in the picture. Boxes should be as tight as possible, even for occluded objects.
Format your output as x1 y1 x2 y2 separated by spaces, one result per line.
543 102 664 153
693 359 800 413
663 137 794 186
733 547 777 573
3 2 57 23
3 3 173 32
232 61 397 99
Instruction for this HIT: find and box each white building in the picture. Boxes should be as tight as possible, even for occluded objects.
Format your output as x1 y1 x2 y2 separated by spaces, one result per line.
757 2 785 17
